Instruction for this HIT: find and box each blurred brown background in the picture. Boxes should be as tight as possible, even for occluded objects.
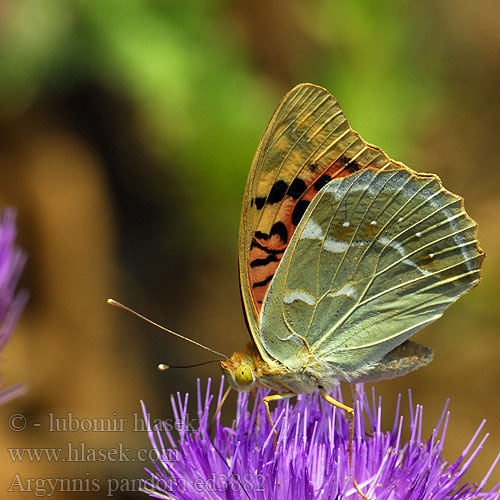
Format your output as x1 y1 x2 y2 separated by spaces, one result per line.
0 1 499 498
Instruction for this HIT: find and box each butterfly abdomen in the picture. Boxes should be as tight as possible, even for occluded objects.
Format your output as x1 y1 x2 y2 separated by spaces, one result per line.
347 340 434 383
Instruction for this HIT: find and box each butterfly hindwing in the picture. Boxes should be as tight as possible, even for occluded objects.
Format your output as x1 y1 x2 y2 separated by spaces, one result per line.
239 84 407 339
259 168 483 378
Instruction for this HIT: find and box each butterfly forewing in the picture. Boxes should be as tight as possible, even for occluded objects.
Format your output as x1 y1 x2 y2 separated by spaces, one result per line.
259 168 483 376
239 84 401 334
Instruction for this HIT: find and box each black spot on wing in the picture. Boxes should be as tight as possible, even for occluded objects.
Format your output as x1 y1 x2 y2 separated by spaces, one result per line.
254 197 266 210
250 239 285 255
268 180 288 204
292 200 310 226
345 159 360 173
250 254 279 268
252 275 273 288
288 178 307 199
314 174 332 191
309 162 319 171
269 222 288 243
254 230 269 240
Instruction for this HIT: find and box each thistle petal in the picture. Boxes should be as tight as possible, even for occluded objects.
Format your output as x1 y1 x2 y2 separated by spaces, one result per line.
142 378 500 500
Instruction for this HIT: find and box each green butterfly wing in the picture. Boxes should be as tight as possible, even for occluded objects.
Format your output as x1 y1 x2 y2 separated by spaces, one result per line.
259 168 484 379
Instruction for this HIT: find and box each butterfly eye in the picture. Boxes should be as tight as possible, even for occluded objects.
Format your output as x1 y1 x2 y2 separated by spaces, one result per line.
235 364 253 386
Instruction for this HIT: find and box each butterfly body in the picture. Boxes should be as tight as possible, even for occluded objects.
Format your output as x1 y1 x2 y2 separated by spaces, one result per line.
222 338 433 394
222 83 483 401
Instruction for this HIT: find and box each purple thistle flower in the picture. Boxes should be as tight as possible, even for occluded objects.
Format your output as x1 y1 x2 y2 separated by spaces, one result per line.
0 207 28 405
142 378 500 500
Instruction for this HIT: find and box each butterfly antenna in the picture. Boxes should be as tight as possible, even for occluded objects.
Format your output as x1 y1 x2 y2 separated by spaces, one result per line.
158 360 221 370
107 299 228 359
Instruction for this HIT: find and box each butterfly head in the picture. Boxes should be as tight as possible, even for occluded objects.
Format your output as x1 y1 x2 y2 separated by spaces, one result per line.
220 342 260 392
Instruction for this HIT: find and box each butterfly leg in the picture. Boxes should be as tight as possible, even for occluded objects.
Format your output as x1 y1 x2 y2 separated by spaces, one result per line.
263 392 296 450
320 390 370 500
210 386 232 429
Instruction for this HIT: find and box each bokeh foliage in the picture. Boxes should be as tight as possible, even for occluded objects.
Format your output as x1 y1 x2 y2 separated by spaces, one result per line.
0 0 443 250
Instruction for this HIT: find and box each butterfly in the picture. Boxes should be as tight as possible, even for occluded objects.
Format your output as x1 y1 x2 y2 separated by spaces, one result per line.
219 83 484 484
108 83 483 499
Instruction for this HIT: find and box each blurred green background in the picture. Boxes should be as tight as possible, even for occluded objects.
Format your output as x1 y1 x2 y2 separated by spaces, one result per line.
0 1 499 498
